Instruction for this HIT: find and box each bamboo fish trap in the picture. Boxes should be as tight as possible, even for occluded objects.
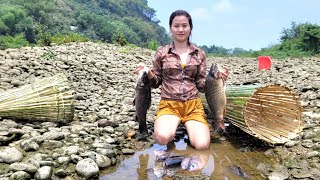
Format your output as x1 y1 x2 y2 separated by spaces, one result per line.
226 84 303 144
0 73 74 123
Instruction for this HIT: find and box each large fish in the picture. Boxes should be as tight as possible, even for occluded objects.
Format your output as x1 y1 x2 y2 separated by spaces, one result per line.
205 63 227 132
133 69 151 137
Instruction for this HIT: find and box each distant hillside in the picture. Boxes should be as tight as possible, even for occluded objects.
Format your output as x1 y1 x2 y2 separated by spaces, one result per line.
0 0 170 48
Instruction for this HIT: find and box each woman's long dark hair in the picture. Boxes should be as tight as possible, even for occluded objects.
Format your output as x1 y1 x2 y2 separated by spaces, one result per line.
169 10 193 45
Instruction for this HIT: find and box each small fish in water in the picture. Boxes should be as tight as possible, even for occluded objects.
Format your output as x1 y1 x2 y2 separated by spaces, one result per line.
164 155 185 168
205 63 227 132
181 157 191 169
165 169 176 177
152 165 177 178
187 156 204 171
151 159 177 178
154 149 173 162
227 165 249 179
153 165 166 178
133 67 151 137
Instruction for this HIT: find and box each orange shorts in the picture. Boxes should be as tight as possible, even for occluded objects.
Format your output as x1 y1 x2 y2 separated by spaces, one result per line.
156 97 208 126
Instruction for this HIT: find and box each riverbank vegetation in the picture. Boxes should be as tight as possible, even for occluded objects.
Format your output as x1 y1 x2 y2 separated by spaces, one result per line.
0 0 319 58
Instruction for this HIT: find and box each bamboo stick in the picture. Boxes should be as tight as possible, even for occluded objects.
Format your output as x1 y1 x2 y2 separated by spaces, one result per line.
0 74 74 123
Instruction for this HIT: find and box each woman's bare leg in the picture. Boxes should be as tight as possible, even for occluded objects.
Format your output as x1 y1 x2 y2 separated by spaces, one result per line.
154 115 181 145
185 120 210 150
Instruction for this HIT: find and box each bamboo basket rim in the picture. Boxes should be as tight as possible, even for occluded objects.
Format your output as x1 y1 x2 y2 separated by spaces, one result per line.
243 84 304 144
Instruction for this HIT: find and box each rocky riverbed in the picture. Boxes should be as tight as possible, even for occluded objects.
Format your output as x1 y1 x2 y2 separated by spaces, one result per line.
0 42 319 179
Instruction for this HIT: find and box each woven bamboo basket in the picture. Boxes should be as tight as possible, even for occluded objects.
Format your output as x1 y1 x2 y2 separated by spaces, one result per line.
225 84 304 144
0 73 74 123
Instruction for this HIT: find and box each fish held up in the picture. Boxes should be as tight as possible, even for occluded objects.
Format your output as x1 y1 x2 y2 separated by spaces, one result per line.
133 67 151 138
204 63 227 132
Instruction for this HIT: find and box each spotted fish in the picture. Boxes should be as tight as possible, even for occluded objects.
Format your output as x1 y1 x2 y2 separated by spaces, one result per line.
204 63 227 132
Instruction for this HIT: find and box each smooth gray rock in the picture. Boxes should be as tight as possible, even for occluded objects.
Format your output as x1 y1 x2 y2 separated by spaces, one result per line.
10 171 31 180
9 162 37 174
34 166 52 180
0 147 23 163
76 158 99 179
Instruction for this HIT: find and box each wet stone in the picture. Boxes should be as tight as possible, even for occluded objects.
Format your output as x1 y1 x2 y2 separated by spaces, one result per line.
292 172 312 179
11 80 22 87
42 131 64 140
0 131 9 136
313 137 320 142
303 131 317 139
70 154 83 163
9 162 37 174
95 154 112 168
54 169 68 178
312 144 320 151
284 140 299 148
96 148 116 158
305 151 320 158
0 135 10 143
39 161 55 166
103 126 115 133
121 148 135 155
83 137 94 144
301 140 314 148
76 158 99 179
63 146 82 155
34 166 52 180
58 157 70 164
0 147 23 163
10 171 31 180
42 140 63 149
268 171 289 180
20 139 40 151
0 119 18 128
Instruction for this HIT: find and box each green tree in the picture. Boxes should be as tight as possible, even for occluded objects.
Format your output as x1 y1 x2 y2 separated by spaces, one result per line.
0 0 171 48
0 5 29 35
147 39 159 50
280 22 320 55
0 34 29 49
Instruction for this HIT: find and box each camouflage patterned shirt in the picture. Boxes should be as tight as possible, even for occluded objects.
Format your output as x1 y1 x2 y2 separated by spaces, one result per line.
149 43 207 101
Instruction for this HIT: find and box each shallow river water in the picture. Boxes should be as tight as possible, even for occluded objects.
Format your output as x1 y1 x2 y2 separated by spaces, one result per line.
101 131 277 180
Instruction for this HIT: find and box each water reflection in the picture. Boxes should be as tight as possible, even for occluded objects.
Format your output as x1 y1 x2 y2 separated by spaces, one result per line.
101 135 214 179
101 135 275 179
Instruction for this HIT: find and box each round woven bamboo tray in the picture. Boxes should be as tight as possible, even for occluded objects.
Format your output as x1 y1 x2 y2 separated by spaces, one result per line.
226 84 304 144
0 73 74 123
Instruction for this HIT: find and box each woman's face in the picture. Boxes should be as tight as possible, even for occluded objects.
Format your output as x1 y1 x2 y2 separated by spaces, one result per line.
170 15 191 43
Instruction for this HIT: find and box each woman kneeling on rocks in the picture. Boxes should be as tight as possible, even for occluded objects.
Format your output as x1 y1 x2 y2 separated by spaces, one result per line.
135 10 228 150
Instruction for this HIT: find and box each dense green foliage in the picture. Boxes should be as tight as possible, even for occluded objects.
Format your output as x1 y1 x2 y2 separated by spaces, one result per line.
0 0 319 58
0 0 170 49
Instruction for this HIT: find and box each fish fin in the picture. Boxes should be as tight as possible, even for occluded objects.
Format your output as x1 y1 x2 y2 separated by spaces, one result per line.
219 119 226 132
212 118 226 134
